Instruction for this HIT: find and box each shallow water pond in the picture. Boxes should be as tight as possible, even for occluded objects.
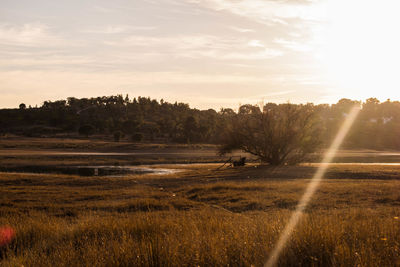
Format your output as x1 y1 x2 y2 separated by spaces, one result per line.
0 165 179 176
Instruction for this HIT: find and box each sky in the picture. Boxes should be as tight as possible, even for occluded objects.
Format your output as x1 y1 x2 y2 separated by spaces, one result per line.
1 0 400 110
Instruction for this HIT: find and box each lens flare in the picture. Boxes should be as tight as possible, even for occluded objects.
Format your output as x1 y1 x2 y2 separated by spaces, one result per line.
265 106 360 267
0 226 15 247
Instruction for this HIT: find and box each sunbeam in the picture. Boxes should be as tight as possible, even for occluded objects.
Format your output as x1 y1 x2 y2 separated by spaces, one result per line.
264 105 361 267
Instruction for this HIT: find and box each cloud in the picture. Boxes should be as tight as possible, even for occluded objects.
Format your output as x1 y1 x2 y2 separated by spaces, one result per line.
0 0 332 109
229 26 255 33
85 25 127 34
0 70 272 91
218 49 284 60
0 23 64 47
186 0 326 25
0 56 93 68
248 40 264 48
104 34 283 60
274 38 312 52
182 0 325 56
83 25 157 34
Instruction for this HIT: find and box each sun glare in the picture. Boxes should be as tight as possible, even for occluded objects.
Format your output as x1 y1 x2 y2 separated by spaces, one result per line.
265 106 361 267
317 0 400 100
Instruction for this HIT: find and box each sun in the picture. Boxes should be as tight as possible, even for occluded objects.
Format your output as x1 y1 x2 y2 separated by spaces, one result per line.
316 0 400 101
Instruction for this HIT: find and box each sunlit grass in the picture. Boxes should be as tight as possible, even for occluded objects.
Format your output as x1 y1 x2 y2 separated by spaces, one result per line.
0 165 400 266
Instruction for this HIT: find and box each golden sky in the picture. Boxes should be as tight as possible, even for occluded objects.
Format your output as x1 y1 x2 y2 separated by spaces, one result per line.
1 0 400 109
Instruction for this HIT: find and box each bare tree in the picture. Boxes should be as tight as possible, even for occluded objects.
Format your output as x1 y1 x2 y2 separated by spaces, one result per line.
219 103 322 165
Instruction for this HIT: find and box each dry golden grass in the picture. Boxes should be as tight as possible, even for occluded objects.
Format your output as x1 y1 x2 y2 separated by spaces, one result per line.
0 164 400 266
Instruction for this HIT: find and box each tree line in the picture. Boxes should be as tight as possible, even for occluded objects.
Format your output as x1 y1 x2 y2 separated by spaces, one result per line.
1 95 400 150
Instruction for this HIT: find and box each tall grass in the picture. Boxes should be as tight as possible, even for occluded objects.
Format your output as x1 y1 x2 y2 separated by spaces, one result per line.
1 165 400 266
1 209 399 266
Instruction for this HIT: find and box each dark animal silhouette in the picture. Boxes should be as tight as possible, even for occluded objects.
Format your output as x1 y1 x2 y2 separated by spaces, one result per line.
233 157 246 167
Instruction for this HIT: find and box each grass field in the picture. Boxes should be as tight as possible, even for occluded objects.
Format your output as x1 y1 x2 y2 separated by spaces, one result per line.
2 137 400 169
0 137 241 169
0 162 400 266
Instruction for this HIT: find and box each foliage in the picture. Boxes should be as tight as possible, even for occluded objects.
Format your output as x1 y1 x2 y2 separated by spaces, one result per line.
219 103 321 165
113 131 123 142
3 95 400 150
78 124 95 137
131 133 143 142
183 115 198 143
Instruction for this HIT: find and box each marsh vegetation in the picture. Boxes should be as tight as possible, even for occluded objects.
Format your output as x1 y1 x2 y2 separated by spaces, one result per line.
0 162 399 266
